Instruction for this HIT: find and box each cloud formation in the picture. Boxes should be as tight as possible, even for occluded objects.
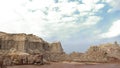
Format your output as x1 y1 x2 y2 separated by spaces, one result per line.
103 0 120 12
0 0 104 39
0 0 120 53
100 20 120 38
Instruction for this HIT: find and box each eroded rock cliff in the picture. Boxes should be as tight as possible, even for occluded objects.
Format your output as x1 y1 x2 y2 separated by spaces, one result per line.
0 32 64 55
70 42 120 62
49 42 64 53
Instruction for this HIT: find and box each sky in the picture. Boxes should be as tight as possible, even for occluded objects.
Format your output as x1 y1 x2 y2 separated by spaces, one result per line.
0 0 120 53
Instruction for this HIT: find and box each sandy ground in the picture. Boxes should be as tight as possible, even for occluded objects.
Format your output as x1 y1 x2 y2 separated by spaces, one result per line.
7 63 120 68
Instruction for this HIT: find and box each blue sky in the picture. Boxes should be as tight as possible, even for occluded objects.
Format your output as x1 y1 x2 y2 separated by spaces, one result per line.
0 0 120 53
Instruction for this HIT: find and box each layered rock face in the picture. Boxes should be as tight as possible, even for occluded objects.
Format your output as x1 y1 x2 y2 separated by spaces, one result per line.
99 43 120 59
50 42 64 53
72 42 120 62
1 32 120 63
0 32 67 65
43 42 65 62
79 46 108 62
0 32 64 54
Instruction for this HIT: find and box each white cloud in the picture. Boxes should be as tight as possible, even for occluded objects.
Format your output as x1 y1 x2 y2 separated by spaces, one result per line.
0 0 103 39
76 0 104 16
77 4 93 12
77 2 104 13
100 20 120 38
50 2 78 16
82 0 100 4
93 4 104 12
26 0 55 10
83 16 102 26
104 0 120 12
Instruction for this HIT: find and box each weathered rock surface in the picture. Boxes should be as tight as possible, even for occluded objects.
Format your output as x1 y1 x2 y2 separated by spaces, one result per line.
0 32 64 54
69 52 84 62
79 46 108 62
0 31 65 65
1 31 120 64
70 42 120 62
99 42 120 60
49 42 64 53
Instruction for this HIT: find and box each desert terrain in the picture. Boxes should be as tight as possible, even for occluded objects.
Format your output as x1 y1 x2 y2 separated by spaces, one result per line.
1 32 120 68
7 63 120 68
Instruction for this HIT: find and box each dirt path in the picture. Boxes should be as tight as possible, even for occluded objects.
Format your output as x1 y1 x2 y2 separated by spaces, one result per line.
7 63 120 68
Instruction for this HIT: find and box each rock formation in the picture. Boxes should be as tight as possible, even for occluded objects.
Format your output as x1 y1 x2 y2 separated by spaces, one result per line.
0 31 66 65
76 42 120 62
0 32 64 54
79 46 108 62
99 42 120 61
49 42 64 53
1 31 120 64
69 52 84 62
